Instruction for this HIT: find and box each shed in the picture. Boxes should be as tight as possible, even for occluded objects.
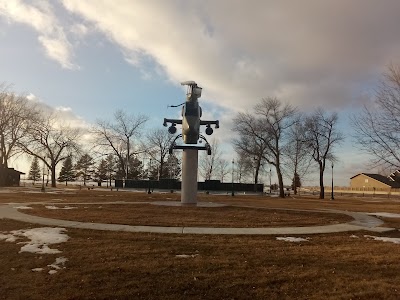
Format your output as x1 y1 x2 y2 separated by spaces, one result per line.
350 173 400 190
0 168 25 187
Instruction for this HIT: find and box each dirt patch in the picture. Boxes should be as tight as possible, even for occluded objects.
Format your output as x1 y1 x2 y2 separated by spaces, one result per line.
21 204 352 227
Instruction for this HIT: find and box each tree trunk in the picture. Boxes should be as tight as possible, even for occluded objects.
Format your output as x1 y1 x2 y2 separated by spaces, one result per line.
254 166 259 191
0 165 5 187
319 166 324 199
51 165 56 187
277 166 285 198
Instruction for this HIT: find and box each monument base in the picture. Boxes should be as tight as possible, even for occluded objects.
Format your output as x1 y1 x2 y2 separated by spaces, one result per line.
181 149 198 205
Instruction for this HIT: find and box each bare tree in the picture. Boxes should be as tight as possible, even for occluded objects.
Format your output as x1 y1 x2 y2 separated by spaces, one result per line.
217 159 230 183
233 116 268 188
146 128 176 179
284 114 313 194
0 86 38 185
304 108 343 199
234 97 296 197
92 110 148 179
234 150 253 183
19 111 81 187
352 64 400 170
199 138 221 181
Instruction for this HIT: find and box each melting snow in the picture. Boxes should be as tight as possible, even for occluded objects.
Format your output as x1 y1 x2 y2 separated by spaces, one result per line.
14 206 33 210
176 254 199 258
32 268 44 272
0 227 69 254
1 228 70 274
367 212 400 218
364 235 400 244
47 257 68 274
45 205 77 210
276 237 310 242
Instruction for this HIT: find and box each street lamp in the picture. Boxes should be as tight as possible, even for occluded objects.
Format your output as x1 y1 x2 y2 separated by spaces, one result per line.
148 158 152 194
41 156 46 192
231 159 235 196
331 162 334 200
269 168 272 194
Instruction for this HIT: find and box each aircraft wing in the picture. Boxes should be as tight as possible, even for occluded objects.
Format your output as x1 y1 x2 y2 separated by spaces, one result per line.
200 120 219 128
163 118 182 126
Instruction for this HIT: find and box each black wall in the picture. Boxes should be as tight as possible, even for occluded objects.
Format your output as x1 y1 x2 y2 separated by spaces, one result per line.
116 179 263 192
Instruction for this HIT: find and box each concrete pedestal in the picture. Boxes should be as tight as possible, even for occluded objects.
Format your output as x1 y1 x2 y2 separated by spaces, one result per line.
181 149 198 205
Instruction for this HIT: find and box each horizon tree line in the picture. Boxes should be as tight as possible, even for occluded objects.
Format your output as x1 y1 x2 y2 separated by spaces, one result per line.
4 63 400 197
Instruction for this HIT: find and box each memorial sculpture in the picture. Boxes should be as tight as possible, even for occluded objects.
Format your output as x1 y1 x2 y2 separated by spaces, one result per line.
163 81 219 204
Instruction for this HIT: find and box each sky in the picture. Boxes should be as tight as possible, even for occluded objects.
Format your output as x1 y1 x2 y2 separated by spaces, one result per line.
1 0 400 186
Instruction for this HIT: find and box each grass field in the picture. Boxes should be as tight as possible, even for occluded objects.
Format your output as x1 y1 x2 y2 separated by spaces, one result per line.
1 187 400 299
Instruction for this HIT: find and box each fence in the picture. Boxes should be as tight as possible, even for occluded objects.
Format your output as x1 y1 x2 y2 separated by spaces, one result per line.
115 179 264 192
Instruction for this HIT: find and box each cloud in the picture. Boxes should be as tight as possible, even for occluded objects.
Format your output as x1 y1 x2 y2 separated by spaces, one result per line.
26 93 38 101
69 23 88 37
25 93 90 131
0 0 76 69
60 0 400 113
3 1 400 115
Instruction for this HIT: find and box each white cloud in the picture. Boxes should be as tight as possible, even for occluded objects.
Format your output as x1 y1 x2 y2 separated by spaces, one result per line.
0 0 76 69
70 23 88 37
55 106 72 112
60 0 400 112
26 93 38 101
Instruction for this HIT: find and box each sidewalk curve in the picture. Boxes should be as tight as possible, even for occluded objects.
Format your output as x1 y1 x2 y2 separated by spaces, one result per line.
0 203 394 235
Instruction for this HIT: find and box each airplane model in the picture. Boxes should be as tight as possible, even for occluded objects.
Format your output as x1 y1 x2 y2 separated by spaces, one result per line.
163 81 219 150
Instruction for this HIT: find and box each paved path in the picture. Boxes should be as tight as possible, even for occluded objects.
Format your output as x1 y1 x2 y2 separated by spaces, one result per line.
0 202 394 235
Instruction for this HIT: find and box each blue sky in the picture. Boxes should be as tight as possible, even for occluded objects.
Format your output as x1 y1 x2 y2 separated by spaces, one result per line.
2 1 400 186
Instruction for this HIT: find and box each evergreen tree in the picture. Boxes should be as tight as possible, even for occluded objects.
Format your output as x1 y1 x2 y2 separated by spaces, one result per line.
28 156 41 184
75 154 95 186
291 172 301 193
115 160 126 180
127 156 144 180
164 154 181 179
58 156 75 186
94 159 108 184
105 154 116 187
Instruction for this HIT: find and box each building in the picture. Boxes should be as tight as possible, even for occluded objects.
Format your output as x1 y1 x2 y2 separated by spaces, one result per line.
0 167 25 187
350 172 400 190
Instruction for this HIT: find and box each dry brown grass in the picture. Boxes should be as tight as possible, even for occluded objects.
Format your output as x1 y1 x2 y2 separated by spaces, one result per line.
23 204 352 227
2 188 400 299
1 219 400 299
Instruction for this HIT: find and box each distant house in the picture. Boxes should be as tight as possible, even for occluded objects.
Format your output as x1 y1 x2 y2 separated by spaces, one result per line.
0 168 25 187
350 172 400 190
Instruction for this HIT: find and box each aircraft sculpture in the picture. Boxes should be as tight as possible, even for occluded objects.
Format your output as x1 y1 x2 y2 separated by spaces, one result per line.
163 81 219 154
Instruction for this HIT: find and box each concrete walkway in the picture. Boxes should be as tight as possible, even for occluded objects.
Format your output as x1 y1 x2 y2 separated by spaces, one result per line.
0 202 394 235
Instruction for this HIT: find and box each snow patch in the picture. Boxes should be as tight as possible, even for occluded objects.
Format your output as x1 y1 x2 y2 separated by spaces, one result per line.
45 205 77 210
32 268 44 272
48 256 68 270
0 233 18 242
364 235 400 244
276 237 310 242
0 227 69 254
367 212 400 218
350 235 359 238
14 206 33 210
176 254 199 258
